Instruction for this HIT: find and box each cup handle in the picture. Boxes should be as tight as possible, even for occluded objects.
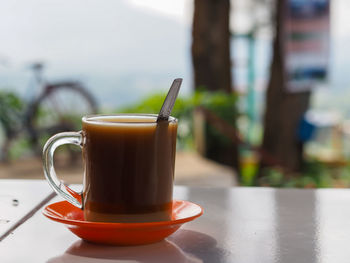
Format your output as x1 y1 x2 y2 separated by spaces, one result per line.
42 131 83 209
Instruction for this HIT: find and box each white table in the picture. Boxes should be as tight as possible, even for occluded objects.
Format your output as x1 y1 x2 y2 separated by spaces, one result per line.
1 179 350 262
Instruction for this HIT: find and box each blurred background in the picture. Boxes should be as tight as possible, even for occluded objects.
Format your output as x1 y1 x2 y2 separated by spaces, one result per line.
0 0 349 188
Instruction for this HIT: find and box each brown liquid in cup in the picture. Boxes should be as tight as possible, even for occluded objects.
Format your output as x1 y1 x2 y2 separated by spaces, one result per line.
82 115 177 223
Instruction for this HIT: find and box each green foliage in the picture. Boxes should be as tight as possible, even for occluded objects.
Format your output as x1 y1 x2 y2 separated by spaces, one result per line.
0 90 28 160
197 91 239 147
0 90 24 134
120 93 192 119
240 150 258 186
192 91 238 121
119 90 239 119
7 137 32 160
256 160 350 188
118 91 239 150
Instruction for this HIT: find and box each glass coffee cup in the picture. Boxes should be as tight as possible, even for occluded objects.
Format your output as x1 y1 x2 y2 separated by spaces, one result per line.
43 114 177 223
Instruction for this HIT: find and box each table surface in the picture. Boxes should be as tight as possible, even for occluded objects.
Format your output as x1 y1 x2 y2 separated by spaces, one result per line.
1 180 350 263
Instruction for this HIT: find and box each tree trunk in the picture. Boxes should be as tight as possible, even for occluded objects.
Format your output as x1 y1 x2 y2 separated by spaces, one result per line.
261 0 311 174
191 0 240 173
192 0 231 92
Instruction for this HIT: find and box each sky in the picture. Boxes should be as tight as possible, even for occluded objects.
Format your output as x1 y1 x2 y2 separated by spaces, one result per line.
0 0 192 64
130 0 192 24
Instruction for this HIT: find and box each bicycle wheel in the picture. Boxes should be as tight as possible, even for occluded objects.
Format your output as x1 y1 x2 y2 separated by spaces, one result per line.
26 82 98 159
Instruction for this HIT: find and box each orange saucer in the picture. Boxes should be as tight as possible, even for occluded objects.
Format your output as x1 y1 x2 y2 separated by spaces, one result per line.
43 200 203 246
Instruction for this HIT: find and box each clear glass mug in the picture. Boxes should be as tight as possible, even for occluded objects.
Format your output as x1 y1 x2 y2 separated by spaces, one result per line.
43 114 177 223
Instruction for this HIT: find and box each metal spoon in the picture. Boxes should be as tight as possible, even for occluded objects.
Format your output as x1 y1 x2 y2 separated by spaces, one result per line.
157 78 183 122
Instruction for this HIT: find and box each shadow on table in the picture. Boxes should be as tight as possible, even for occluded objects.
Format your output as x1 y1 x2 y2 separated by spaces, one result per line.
168 229 228 262
46 230 224 263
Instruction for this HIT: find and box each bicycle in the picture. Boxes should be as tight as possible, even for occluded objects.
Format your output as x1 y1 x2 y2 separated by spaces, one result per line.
0 62 98 161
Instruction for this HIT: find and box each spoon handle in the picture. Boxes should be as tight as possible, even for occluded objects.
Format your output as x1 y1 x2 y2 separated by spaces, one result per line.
157 78 182 122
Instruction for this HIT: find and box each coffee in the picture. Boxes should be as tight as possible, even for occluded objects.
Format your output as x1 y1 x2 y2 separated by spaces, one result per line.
81 115 177 223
